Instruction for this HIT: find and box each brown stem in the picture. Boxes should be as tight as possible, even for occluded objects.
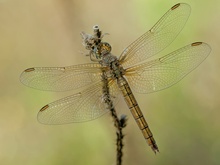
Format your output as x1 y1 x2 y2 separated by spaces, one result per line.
110 107 127 165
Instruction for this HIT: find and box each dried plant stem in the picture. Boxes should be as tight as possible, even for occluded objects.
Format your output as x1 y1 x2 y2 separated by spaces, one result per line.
101 71 127 164
110 107 127 165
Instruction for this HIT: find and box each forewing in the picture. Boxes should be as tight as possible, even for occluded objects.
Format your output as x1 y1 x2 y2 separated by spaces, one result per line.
119 3 191 68
20 63 102 91
37 80 120 124
125 42 211 93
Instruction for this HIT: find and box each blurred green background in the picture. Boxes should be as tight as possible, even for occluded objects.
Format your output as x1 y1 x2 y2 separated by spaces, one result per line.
0 0 219 164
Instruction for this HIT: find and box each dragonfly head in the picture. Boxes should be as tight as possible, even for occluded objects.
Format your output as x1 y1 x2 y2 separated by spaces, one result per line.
90 42 112 61
81 25 112 61
98 42 112 55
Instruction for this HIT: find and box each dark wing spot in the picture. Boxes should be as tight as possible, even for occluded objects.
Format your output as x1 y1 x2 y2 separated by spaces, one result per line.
191 42 203 46
40 104 49 112
24 68 35 72
171 3 180 10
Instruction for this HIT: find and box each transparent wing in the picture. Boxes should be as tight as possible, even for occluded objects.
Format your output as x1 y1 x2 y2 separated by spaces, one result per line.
125 42 211 93
119 3 191 68
20 63 102 91
37 79 120 124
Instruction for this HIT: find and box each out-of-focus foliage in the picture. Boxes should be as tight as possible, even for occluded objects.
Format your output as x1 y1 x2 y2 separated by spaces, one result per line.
0 0 219 165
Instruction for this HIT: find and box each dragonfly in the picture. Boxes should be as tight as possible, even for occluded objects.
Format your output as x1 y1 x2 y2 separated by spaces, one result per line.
20 3 211 153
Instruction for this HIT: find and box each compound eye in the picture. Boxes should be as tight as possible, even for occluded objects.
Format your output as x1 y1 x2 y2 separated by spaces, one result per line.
100 42 111 55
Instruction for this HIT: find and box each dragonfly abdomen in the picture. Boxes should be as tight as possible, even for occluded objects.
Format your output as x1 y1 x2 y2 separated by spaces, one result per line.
117 77 159 153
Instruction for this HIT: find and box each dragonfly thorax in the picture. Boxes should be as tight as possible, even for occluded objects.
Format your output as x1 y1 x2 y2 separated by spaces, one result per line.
101 53 117 66
101 53 125 79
